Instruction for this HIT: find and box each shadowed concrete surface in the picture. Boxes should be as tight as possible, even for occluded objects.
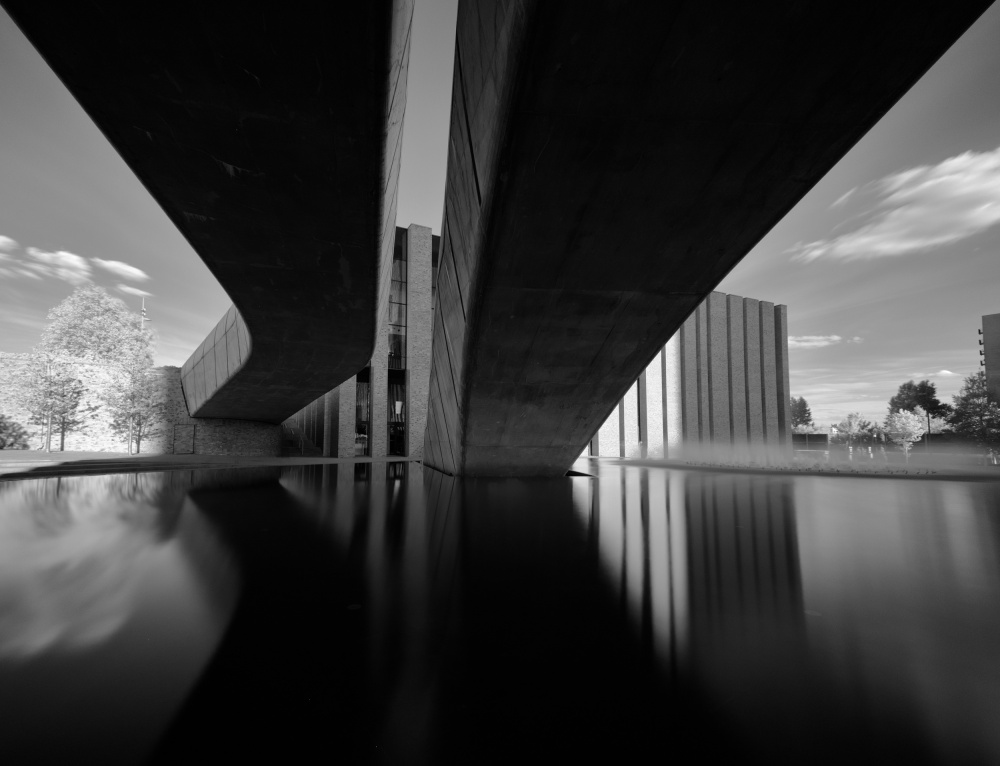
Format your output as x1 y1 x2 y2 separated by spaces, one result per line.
424 0 992 476
3 0 413 422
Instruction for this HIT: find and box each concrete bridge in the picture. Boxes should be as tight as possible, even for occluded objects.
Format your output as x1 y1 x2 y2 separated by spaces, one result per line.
6 0 991 474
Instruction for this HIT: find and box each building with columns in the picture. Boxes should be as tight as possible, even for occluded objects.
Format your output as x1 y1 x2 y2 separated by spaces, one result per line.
289 224 438 459
589 292 791 460
983 313 1000 403
291 260 790 462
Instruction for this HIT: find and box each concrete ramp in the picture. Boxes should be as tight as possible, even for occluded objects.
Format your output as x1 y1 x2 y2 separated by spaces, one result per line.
424 0 990 476
6 0 414 422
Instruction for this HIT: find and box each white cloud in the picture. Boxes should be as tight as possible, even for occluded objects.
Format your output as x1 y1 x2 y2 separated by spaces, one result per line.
92 258 150 281
790 146 1000 261
788 335 864 349
910 369 961 378
24 247 91 284
789 335 842 349
18 268 42 280
0 235 17 252
117 284 153 297
831 187 856 208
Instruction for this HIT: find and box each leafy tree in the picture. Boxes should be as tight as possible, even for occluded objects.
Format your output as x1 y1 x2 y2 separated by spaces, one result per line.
0 415 29 450
38 285 158 453
790 396 813 428
831 412 873 447
948 371 1000 464
884 409 926 463
104 359 165 454
40 284 153 366
888 379 953 441
15 357 87 452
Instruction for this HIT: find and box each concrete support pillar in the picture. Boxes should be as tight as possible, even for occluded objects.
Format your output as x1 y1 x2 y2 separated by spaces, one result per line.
622 381 640 458
695 302 710 443
774 304 791 451
727 294 747 447
371 334 389 460
406 224 433 459
339 378 357 458
598 402 619 456
637 370 648 458
680 316 700 443
743 298 764 446
759 301 779 447
645 350 664 458
706 293 730 443
663 335 682 457
323 388 338 457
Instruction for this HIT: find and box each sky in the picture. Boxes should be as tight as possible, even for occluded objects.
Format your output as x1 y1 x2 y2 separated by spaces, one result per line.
1 0 999 426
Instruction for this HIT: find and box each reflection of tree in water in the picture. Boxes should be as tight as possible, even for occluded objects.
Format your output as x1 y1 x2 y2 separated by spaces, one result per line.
0 473 187 659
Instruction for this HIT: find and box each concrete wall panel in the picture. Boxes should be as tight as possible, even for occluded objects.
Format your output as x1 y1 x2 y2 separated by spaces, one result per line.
727 294 747 445
597 402 620 457
663 335 682 457
646 350 664 459
623 381 640 458
743 298 763 445
339 379 358 458
696 302 710 444
406 225 434 459
706 293 730 443
774 304 791 450
680 317 700 443
759 301 778 446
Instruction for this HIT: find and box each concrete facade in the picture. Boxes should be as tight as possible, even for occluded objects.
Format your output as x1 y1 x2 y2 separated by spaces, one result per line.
290 225 436 459
421 0 989 477
7 0 415 424
983 313 1000 403
591 293 791 460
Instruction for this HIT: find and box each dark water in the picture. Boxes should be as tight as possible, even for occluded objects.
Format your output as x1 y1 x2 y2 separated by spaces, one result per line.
2 462 1000 764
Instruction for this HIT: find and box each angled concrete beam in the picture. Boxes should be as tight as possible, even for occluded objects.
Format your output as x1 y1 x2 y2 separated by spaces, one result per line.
425 0 989 475
6 0 414 422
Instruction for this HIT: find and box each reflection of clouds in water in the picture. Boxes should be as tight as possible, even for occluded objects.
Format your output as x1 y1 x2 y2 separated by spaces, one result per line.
0 474 183 659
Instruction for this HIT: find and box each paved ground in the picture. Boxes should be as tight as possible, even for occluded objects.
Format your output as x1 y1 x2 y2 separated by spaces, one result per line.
0 451 415 481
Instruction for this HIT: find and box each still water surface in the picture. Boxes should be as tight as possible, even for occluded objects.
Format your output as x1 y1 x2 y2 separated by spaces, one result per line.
1 462 999 764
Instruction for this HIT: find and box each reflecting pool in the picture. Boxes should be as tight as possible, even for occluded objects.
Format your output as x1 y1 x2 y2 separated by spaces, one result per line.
1 462 999 764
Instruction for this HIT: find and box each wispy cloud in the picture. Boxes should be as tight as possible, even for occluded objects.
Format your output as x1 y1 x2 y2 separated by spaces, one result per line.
908 369 961 378
789 146 1000 261
92 258 150 281
24 248 91 284
117 284 153 297
831 187 856 208
788 335 863 349
0 235 17 252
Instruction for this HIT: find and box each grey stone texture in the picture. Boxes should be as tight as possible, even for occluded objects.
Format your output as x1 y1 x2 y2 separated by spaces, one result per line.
406 225 433 460
338 379 358 458
743 299 764 445
982 313 1000 403
759 302 779 445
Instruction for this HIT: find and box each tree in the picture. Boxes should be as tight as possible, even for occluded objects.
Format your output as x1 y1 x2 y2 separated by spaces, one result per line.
948 371 1000 464
888 379 953 441
884 409 926 463
15 356 87 452
104 358 165 454
0 415 29 450
832 412 873 448
40 284 153 367
790 396 813 428
38 285 157 453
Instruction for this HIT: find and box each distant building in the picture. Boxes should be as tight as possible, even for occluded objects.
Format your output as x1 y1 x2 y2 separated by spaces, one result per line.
983 313 1000 402
589 292 791 459
291 265 791 460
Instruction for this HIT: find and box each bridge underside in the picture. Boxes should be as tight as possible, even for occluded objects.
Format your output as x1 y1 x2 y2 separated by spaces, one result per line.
5 0 413 422
423 0 991 476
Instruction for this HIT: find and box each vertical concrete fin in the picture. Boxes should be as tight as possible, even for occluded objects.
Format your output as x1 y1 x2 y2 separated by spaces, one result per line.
774 304 791 450
727 294 747 445
759 301 778 446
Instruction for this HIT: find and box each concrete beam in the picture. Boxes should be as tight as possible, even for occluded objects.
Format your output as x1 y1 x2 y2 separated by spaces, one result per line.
424 0 988 476
6 0 414 423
